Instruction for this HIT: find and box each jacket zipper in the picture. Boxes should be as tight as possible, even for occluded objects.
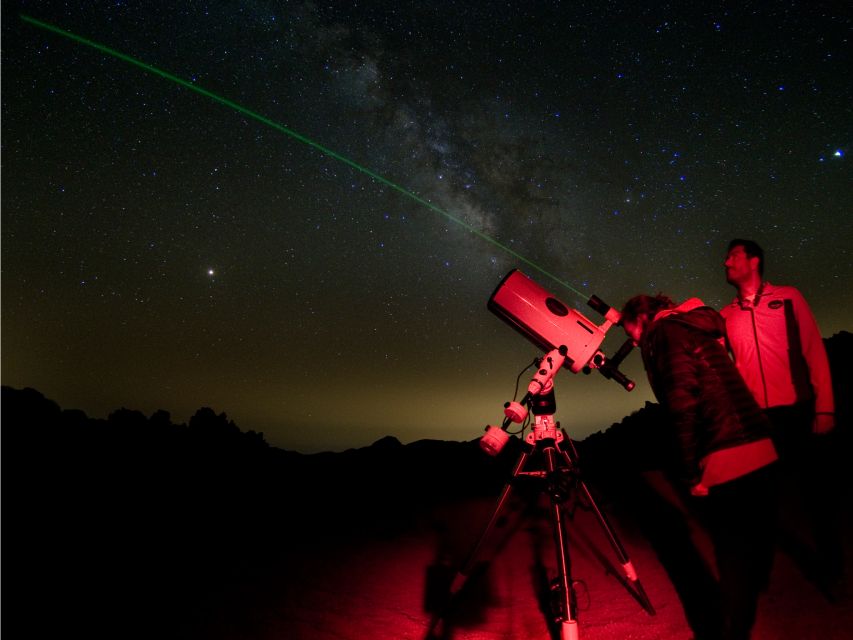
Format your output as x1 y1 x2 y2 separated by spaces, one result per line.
749 306 770 407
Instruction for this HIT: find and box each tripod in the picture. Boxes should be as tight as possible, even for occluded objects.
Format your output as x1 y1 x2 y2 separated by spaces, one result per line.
447 361 654 640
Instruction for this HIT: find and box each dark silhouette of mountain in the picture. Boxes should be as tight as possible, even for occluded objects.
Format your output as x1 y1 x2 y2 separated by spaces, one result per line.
1 385 525 638
2 331 850 639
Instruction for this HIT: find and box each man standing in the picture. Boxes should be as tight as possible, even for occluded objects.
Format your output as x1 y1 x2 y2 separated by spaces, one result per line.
721 238 841 598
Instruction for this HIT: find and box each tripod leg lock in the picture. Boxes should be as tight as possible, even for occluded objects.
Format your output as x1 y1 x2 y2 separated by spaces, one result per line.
560 620 579 640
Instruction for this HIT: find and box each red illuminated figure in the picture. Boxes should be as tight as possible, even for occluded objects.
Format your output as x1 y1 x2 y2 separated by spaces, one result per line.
721 239 835 432
620 293 779 640
721 238 842 601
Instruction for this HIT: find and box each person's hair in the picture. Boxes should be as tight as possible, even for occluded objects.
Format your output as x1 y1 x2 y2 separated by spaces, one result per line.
620 293 675 326
728 238 764 277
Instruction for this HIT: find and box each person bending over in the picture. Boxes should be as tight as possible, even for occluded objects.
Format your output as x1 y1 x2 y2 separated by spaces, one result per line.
621 293 778 640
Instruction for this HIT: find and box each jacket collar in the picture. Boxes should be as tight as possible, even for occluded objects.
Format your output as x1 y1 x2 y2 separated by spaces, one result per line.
736 281 769 309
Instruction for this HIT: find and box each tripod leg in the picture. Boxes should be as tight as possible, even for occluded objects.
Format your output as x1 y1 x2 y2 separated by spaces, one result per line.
450 449 530 596
560 447 656 614
545 447 580 640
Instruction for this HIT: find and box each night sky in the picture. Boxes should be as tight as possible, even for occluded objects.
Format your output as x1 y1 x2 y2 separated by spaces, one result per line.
3 2 851 453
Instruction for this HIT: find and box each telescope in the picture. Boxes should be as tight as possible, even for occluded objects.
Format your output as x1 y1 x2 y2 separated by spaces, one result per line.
435 270 654 640
481 269 635 457
488 269 635 390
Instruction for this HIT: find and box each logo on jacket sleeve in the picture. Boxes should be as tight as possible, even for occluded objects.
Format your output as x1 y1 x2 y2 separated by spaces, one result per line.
768 299 784 309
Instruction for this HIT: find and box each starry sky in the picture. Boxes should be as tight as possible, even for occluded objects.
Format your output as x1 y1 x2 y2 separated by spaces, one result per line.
3 2 851 453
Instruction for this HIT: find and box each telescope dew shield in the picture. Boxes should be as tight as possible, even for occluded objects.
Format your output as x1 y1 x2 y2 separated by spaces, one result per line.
488 270 607 374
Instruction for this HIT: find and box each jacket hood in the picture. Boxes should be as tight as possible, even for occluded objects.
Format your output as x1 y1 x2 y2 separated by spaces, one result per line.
653 298 724 338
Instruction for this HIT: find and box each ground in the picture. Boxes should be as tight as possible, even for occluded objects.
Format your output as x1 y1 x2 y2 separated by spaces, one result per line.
181 489 853 640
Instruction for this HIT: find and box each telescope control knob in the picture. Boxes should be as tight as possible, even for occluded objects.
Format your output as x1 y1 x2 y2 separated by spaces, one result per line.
504 401 528 423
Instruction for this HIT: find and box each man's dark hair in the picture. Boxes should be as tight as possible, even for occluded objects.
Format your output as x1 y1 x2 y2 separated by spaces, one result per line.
728 238 764 277
620 293 675 327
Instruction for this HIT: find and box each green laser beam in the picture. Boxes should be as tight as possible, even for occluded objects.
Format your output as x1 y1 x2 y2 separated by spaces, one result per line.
21 13 588 300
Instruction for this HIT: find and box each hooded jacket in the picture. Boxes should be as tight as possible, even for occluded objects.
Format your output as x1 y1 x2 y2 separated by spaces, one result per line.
641 299 776 488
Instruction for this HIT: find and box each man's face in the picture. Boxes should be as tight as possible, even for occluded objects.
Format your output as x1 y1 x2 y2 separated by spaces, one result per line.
724 245 758 285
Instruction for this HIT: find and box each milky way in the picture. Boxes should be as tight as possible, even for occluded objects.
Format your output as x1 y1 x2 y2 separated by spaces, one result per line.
3 2 850 451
